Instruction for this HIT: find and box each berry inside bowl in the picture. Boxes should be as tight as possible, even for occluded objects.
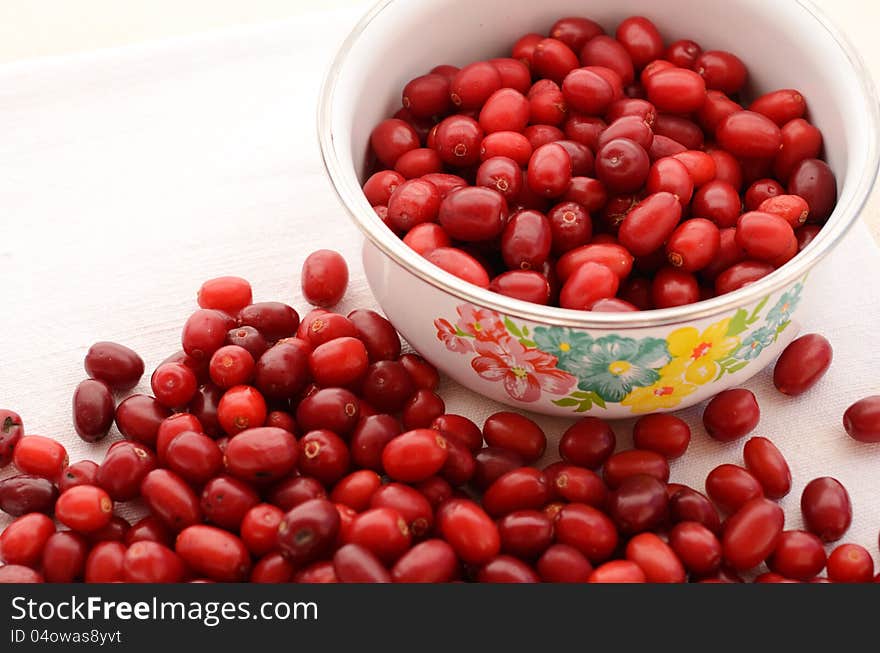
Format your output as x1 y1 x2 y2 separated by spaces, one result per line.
318 0 879 417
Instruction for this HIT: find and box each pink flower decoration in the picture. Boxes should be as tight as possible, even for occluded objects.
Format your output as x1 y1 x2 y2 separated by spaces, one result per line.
455 304 507 342
471 335 576 403
434 318 472 354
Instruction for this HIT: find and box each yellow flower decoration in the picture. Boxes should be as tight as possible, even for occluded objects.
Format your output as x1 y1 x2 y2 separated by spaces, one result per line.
665 318 739 386
621 372 698 414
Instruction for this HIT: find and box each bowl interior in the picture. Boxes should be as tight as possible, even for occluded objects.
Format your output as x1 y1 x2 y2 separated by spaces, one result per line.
323 0 876 324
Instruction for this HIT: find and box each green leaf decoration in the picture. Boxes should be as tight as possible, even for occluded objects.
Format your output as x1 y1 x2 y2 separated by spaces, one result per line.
454 327 472 338
519 339 537 348
522 326 529 336
590 392 606 409
503 317 523 338
726 309 749 337
575 401 592 413
746 295 770 324
726 361 748 374
774 321 791 339
553 398 580 407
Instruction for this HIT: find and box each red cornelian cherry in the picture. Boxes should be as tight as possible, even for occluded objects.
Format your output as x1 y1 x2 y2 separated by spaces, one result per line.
391 539 458 583
450 61 502 110
497 510 554 559
402 73 450 119
559 417 616 469
97 441 157 501
580 36 633 85
669 521 721 575
665 218 721 272
299 429 350 486
705 464 764 514
556 243 634 282
476 156 522 203
743 437 792 499
773 334 832 396
438 187 507 242
402 390 445 430
0 410 23 469
217 385 267 436
644 67 706 114
489 271 552 304
692 180 742 228
297 387 360 436
72 379 115 443
176 525 251 582
0 475 58 516
331 470 382 513
363 170 405 206
632 413 691 459
722 497 785 570
735 211 795 262
84 341 145 391
547 201 592 255
550 17 603 52
717 111 782 159
801 477 852 542
483 412 547 463
607 474 669 534
482 467 550 518
626 532 686 583
308 336 368 388
527 143 572 198
589 560 646 583
225 426 299 483
197 276 252 314
344 507 411 564
240 503 284 557
651 267 699 308
480 131 532 166
437 498 500 565
844 396 880 443
695 50 747 94
402 222 450 256
560 261 619 309
775 120 823 182
646 157 693 204
151 362 198 408
669 487 722 534
618 191 682 256
209 345 255 388
434 115 484 167
501 209 553 270
13 435 68 482
301 249 349 308
370 118 419 168
615 16 664 69
479 88 529 134
702 388 760 442
596 138 650 194
0 513 56 567
714 260 775 296
603 450 669 489
182 309 230 361
827 543 874 583
382 429 448 483
767 530 827 581
555 503 618 563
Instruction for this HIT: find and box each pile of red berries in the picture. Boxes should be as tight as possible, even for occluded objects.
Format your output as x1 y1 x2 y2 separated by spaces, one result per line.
1 242 879 583
364 14 837 310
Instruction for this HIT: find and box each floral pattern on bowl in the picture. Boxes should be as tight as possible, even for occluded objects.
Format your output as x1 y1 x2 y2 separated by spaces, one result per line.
434 282 803 415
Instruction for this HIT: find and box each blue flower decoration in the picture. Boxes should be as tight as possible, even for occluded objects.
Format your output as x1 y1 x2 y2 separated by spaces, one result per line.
562 335 672 403
532 327 594 369
766 284 803 327
734 326 776 361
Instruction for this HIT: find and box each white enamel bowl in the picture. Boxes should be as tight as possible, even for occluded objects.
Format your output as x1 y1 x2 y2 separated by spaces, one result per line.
318 0 879 418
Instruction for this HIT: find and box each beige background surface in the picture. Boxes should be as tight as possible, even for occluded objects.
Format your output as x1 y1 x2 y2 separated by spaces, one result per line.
0 0 878 241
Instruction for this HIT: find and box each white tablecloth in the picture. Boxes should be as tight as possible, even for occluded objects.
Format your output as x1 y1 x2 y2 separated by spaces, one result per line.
2 9 879 566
